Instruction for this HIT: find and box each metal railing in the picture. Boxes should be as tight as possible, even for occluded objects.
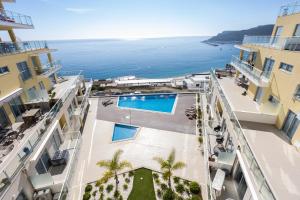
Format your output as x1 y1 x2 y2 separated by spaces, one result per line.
243 35 300 51
39 60 62 76
278 2 300 17
0 75 82 198
230 56 271 86
0 9 33 27
0 41 48 55
210 70 276 200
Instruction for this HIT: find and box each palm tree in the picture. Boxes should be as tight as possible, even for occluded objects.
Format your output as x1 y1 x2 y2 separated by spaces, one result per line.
97 149 132 192
153 148 186 189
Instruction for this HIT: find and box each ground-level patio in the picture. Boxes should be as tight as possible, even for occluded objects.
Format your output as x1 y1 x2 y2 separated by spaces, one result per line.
67 98 206 199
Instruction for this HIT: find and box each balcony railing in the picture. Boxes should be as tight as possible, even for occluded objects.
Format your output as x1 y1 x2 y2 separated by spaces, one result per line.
210 70 276 200
39 60 62 76
230 56 270 87
0 9 33 27
243 35 300 51
0 75 83 198
0 41 48 56
278 2 300 17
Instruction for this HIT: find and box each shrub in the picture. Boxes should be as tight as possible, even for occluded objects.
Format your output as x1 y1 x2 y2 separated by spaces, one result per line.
183 180 189 186
175 184 185 194
129 171 134 177
189 182 201 195
99 192 104 200
185 188 190 196
122 173 126 177
189 195 201 200
114 190 120 198
155 178 160 184
82 192 91 200
153 173 159 179
106 184 114 193
173 176 180 184
157 189 162 198
107 198 113 200
125 177 130 183
123 184 128 190
198 136 203 144
118 195 123 200
85 184 93 193
99 185 104 192
163 189 175 200
160 183 168 191
176 196 184 200
92 190 97 197
95 181 101 187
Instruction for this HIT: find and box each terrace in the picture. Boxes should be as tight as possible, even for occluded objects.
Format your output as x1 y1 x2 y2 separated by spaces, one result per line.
36 60 62 77
0 9 33 29
0 40 50 56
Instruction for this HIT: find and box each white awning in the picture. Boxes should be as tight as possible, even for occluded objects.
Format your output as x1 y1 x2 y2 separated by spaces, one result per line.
234 44 258 52
212 169 226 191
29 173 54 190
0 88 23 107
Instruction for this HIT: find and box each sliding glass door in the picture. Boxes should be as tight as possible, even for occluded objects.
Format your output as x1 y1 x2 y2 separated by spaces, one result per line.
282 110 300 139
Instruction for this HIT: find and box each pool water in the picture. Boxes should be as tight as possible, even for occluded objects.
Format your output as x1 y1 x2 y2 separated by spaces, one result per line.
112 124 138 141
118 94 177 113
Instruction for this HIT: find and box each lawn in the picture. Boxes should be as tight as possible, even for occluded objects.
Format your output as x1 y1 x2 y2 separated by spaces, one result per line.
128 168 156 200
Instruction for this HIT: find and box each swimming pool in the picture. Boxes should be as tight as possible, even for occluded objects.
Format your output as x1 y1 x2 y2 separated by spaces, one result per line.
112 123 138 141
118 94 177 113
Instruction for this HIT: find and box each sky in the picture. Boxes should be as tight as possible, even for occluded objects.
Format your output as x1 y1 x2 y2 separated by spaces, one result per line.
3 0 289 40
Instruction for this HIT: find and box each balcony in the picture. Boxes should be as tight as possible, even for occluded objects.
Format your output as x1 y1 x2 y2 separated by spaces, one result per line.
210 71 277 200
230 56 270 87
0 9 33 29
278 2 300 17
0 74 90 198
37 60 62 77
243 36 300 51
0 41 49 56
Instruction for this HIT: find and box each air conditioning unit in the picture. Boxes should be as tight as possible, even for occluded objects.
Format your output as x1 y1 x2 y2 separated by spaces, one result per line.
33 188 53 200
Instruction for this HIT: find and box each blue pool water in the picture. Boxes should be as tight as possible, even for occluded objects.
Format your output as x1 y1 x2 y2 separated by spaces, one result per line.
112 124 138 141
118 94 176 113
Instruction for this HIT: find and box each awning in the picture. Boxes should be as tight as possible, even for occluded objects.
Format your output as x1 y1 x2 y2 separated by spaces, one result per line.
0 88 23 107
234 44 258 52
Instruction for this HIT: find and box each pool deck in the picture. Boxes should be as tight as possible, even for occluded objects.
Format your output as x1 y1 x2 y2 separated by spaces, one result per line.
67 95 206 199
97 93 196 134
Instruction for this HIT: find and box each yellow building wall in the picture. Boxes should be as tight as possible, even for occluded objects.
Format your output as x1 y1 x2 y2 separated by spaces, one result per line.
247 82 257 99
273 13 300 37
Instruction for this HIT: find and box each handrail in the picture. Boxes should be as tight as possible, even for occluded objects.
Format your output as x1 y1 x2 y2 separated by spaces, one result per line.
0 74 82 198
243 35 300 51
40 60 62 76
0 9 33 26
278 2 300 17
0 40 48 55
210 69 277 200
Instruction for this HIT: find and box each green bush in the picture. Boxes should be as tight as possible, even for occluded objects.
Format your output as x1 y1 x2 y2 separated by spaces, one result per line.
85 184 93 193
175 184 185 194
160 183 168 191
198 136 203 144
163 189 175 200
99 185 104 192
92 190 97 197
129 171 134 177
188 195 201 200
185 188 190 196
123 184 128 190
82 192 91 200
183 180 189 185
155 178 160 184
122 173 126 177
176 196 184 200
99 192 104 200
153 173 159 179
173 176 180 184
106 184 114 193
125 177 130 183
107 198 113 200
189 182 201 195
114 190 120 198
118 195 123 200
157 189 162 198
95 181 101 187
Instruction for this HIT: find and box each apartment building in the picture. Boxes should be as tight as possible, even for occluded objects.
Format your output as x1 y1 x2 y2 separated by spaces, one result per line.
0 1 91 199
207 2 300 200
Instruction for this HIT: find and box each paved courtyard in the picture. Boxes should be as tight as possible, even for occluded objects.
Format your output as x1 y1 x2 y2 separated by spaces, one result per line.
96 93 196 134
68 97 206 199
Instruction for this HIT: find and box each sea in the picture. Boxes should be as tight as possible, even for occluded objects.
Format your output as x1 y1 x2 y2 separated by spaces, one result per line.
48 37 239 79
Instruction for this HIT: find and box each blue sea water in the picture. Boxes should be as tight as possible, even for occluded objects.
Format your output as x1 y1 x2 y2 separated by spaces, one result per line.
118 94 176 113
112 124 138 141
48 37 239 79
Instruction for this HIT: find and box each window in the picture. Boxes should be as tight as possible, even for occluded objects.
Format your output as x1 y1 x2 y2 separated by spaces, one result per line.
262 58 275 78
9 96 25 118
27 87 38 101
39 81 45 90
0 66 9 75
279 62 293 72
293 24 300 36
274 26 283 37
294 85 300 100
268 95 279 105
17 61 32 81
0 107 10 128
35 150 51 174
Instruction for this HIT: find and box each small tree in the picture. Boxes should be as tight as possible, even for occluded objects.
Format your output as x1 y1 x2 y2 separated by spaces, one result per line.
97 149 132 192
153 149 186 189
